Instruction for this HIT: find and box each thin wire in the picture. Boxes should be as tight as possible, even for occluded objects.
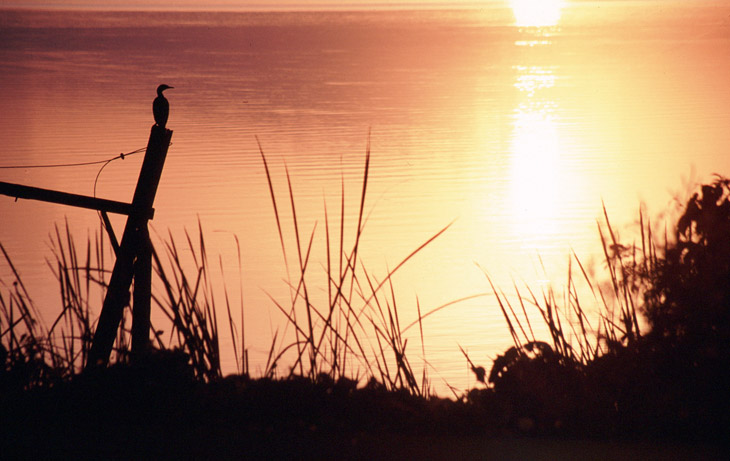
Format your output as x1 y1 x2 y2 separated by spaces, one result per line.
0 147 146 170
95 157 116 246
93 158 117 199
91 147 147 236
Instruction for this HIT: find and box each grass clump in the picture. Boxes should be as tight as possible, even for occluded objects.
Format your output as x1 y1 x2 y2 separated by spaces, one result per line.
0 224 111 392
0 221 241 391
257 136 446 397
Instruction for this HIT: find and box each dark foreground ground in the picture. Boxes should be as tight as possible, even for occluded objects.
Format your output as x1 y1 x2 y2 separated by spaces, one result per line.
2 364 727 460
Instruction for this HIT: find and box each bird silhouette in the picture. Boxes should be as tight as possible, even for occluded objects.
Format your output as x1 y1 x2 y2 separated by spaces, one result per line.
153 84 174 128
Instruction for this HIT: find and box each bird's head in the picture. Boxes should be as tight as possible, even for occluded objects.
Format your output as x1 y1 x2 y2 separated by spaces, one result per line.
157 84 174 95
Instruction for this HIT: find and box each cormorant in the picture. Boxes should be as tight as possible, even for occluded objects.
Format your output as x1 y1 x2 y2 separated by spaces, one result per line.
153 84 174 128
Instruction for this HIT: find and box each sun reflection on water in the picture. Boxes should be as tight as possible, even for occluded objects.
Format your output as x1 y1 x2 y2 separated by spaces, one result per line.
510 0 564 28
513 65 556 96
506 0 567 248
509 67 562 243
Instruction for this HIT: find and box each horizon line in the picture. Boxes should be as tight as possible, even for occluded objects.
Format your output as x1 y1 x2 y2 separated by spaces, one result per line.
0 2 496 13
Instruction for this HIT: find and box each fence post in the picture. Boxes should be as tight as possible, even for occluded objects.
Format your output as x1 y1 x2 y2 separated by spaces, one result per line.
131 224 152 353
86 124 172 369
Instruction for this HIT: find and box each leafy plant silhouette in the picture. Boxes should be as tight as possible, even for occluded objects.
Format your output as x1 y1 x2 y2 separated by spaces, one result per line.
644 176 730 349
473 176 730 438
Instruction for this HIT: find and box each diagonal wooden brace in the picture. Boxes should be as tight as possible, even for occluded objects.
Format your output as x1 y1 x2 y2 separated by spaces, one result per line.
86 125 172 369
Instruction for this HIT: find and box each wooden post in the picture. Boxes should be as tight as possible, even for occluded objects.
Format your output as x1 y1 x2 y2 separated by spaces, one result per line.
131 224 152 353
86 124 172 369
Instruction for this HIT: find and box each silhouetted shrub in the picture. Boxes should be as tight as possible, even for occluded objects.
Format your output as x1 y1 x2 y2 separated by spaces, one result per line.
631 177 730 438
479 177 730 440
487 341 583 433
644 176 730 352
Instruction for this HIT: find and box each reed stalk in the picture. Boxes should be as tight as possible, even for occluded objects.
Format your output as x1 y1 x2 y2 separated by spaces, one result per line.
257 138 448 396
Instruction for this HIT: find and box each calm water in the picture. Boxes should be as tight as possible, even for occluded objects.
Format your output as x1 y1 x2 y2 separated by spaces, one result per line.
1 1 729 394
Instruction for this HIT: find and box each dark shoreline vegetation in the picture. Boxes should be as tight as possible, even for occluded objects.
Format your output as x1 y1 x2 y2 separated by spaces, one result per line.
2 149 730 458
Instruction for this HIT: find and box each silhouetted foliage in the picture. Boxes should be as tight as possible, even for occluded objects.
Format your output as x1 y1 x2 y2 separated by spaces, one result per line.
476 176 730 440
486 341 583 433
636 176 730 439
644 176 730 350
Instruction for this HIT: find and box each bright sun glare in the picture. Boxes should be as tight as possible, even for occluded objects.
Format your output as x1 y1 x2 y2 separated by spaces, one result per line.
510 0 564 27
